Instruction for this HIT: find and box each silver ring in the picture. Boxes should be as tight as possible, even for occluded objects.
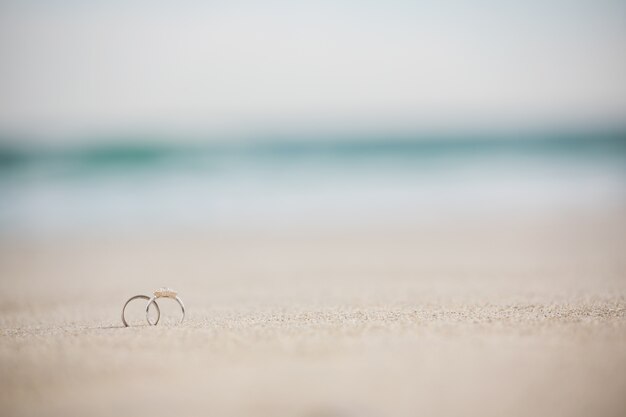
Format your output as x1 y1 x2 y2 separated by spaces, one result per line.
146 287 185 325
122 294 161 327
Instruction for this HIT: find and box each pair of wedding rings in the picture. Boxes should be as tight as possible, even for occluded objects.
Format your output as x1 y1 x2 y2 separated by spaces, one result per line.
122 287 185 326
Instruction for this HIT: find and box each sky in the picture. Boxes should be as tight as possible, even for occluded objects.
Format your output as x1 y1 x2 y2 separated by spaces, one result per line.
0 1 625 143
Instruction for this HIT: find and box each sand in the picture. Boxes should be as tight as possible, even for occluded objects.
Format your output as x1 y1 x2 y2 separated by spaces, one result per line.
1 210 626 417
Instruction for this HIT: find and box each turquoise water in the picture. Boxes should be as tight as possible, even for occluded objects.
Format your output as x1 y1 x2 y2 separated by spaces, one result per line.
1 132 625 235
2 131 625 176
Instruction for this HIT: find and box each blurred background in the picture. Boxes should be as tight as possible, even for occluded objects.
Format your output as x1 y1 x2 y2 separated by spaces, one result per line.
0 1 624 236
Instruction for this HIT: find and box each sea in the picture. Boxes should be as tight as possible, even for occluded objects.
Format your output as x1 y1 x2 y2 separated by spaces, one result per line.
1 131 625 237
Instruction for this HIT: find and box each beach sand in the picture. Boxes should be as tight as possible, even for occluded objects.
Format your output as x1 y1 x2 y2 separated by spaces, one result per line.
1 209 625 417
